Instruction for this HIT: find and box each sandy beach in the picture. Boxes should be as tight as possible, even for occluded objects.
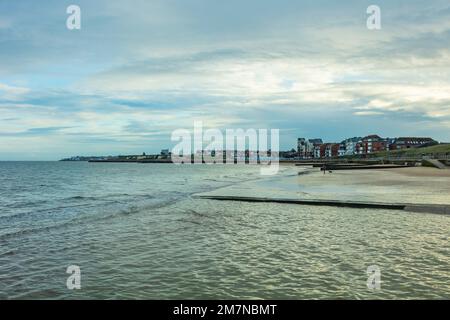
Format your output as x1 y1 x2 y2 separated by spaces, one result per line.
384 166 450 178
199 165 450 208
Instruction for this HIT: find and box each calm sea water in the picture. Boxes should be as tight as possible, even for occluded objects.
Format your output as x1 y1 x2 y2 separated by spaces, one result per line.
0 161 449 299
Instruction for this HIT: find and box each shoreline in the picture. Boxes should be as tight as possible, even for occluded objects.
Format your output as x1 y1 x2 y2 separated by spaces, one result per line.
196 166 450 215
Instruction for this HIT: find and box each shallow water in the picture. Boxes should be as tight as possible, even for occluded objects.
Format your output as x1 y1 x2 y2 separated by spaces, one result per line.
0 162 449 299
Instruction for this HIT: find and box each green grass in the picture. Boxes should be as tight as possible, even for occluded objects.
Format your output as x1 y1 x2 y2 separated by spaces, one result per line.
348 144 450 159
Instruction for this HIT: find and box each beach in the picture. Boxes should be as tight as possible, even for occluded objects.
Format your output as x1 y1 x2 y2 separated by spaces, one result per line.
199 166 450 209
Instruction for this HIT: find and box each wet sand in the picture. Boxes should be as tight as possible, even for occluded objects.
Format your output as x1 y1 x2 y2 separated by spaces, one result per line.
385 166 450 178
198 166 450 209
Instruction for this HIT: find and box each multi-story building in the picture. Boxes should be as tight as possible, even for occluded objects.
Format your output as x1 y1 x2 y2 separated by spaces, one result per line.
297 138 308 158
390 137 437 150
324 143 340 158
313 143 339 158
313 145 322 158
309 139 323 158
298 138 323 158
339 137 362 156
338 142 346 157
309 138 323 146
297 134 438 158
385 138 396 151
361 135 385 154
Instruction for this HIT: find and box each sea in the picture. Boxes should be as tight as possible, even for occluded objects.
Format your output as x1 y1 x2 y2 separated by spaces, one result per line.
0 161 449 299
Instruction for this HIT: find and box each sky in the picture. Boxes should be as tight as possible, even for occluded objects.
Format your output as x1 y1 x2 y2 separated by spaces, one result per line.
1 0 450 160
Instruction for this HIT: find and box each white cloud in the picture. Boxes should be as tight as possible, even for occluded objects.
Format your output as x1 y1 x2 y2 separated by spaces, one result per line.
0 83 30 100
354 111 384 116
2 1 450 159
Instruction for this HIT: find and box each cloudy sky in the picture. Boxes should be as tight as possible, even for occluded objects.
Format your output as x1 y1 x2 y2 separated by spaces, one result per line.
1 0 450 160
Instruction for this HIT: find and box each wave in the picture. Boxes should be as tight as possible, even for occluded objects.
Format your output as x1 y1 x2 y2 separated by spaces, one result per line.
0 167 297 242
0 193 157 221
0 195 184 241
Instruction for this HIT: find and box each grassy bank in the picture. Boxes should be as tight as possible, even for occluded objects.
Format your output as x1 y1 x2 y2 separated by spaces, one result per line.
347 144 450 159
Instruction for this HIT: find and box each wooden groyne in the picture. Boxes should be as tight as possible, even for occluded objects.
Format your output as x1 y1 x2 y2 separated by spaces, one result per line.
319 164 412 171
195 195 450 215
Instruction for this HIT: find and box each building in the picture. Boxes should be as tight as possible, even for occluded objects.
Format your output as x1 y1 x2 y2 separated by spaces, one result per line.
297 138 322 158
361 135 385 154
309 138 323 146
338 142 346 157
339 137 362 156
313 145 322 158
385 138 396 151
279 149 298 159
303 135 438 158
313 143 339 158
309 139 323 158
391 137 437 150
160 149 171 159
324 143 340 158
297 138 307 158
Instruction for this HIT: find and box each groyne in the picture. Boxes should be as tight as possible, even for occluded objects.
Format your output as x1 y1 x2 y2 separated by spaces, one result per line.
195 195 450 215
